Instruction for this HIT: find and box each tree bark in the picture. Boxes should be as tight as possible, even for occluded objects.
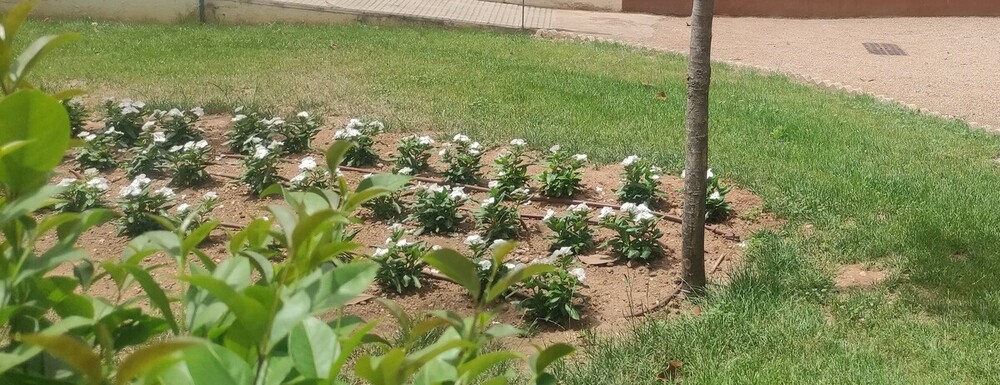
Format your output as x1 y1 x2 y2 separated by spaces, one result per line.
681 0 715 293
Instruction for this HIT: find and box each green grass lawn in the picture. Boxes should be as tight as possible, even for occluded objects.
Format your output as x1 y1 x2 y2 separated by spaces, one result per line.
22 20 1000 383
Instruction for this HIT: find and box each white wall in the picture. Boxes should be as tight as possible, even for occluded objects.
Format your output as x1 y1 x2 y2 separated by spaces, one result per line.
482 0 621 11
0 0 200 23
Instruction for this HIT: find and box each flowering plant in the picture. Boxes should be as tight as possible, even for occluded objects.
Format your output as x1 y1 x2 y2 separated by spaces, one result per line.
116 174 174 235
281 111 321 153
440 134 484 184
335 118 383 167
475 257 512 301
394 135 434 174
520 267 586 323
54 172 109 213
123 131 168 178
62 98 87 137
361 174 406 220
617 155 662 206
543 203 594 254
410 184 468 234
492 139 531 196
599 203 665 261
371 224 428 294
538 145 586 198
705 169 732 223
103 98 149 146
171 191 219 233
289 156 332 190
474 196 521 242
464 233 489 259
74 128 119 171
238 141 283 196
226 107 273 155
168 140 211 187
157 107 204 146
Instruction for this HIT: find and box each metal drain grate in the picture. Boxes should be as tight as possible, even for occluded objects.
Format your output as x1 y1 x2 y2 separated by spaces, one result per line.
863 42 907 56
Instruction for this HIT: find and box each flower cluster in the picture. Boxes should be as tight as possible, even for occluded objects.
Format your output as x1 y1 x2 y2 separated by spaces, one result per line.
156 107 204 147
123 130 168 178
474 196 521 242
520 267 586 323
335 118 384 167
75 128 120 171
440 134 484 185
538 145 587 198
289 156 332 191
117 174 174 235
599 202 665 261
167 140 211 187
409 184 468 234
705 169 732 223
172 191 219 233
617 155 662 206
55 171 109 213
103 98 149 146
238 141 283 196
370 224 429 294
226 107 273 155
543 203 595 255
281 111 321 154
62 98 88 137
492 139 531 196
394 135 434 174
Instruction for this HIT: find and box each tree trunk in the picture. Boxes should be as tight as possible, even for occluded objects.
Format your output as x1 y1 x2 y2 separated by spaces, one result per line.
681 0 715 293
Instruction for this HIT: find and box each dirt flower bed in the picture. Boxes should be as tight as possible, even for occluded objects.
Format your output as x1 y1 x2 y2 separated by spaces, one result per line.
48 104 779 348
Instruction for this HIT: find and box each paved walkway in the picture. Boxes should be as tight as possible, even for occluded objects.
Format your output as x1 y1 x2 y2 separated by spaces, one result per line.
269 0 1000 131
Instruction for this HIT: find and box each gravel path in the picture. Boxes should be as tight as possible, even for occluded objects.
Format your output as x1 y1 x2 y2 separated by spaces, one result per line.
550 13 1000 131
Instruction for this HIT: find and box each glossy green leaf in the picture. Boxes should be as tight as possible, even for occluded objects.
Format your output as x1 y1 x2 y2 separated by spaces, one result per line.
19 334 101 383
176 344 252 385
486 264 555 303
305 261 378 312
115 338 203 385
289 317 338 378
459 351 521 383
181 275 267 336
423 249 481 299
343 173 411 212
530 343 575 374
9 33 81 89
122 265 179 334
325 140 354 171
0 90 69 196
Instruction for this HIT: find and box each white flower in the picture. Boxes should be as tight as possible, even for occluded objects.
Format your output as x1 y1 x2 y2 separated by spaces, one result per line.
510 139 526 146
297 111 309 118
175 203 191 213
132 174 152 187
169 145 183 153
481 197 496 207
77 131 91 138
388 223 404 233
709 191 722 201
513 187 530 196
299 157 317 171
506 262 526 272
551 246 574 260
142 121 157 131
438 148 448 156
232 114 247 122
707 168 714 180
549 144 561 153
598 207 615 219
622 155 641 166
573 154 587 162
426 184 445 193
104 126 117 135
267 141 283 150
396 239 411 247
119 185 142 198
58 178 77 187
154 187 175 199
417 136 434 146
595 186 604 193
568 267 586 283
651 175 661 180
569 203 590 213
453 134 470 143
152 131 166 143
195 140 209 149
167 108 184 117
234 106 244 113
121 105 140 115
449 187 468 200
190 107 204 117
489 239 509 250
203 191 218 200
464 234 485 246
290 173 306 184
83 134 97 142
477 259 492 271
431 245 442 251
346 118 363 130
253 145 269 159
362 173 373 180
488 180 500 189
620 202 636 213
86 177 109 191
83 168 99 176
373 248 389 258
632 204 656 223
334 128 361 140
398 167 413 175
543 209 556 221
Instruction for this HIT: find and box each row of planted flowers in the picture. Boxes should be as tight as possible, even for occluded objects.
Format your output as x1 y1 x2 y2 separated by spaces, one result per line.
60 98 735 324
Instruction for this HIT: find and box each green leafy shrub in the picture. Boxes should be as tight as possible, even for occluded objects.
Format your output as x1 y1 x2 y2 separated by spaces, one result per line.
116 174 174 235
394 135 435 174
520 267 587 323
617 155 663 205
62 98 87 136
74 128 119 171
543 204 595 254
598 203 665 261
492 139 531 196
158 107 204 146
226 107 272 154
441 133 484 184
238 141 283 196
124 131 168 177
371 224 429 294
281 111 321 153
167 140 211 187
363 173 406 220
289 156 332 190
335 118 383 166
54 172 109 212
538 145 586 198
410 183 468 234
474 196 521 242
103 98 149 146
171 191 218 233
705 169 733 223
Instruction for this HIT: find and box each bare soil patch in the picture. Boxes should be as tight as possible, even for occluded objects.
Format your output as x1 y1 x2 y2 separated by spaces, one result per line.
835 264 887 290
